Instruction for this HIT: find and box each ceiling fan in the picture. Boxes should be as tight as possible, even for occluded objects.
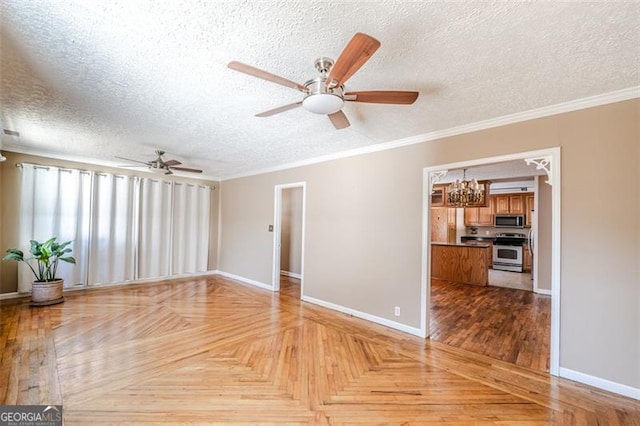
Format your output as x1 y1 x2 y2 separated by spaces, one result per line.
228 32 419 130
116 150 203 175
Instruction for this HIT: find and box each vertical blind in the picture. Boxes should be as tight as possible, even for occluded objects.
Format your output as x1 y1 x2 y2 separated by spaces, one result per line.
16 163 211 292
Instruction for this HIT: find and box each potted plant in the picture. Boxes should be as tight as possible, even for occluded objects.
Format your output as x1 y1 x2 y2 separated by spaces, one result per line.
3 237 75 306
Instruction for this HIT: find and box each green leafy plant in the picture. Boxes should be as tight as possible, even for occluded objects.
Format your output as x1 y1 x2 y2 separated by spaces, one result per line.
3 237 76 282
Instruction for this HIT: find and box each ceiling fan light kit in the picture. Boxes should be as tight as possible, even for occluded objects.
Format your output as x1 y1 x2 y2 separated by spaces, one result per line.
228 32 419 129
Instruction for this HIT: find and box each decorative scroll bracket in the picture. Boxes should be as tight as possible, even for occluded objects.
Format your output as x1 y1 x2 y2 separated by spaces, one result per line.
430 170 448 190
524 156 552 185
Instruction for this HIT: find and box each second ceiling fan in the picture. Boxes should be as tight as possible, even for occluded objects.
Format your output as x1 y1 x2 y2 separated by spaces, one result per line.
228 32 419 130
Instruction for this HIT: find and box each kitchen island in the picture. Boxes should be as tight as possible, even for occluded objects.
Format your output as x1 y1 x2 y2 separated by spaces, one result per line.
431 242 491 286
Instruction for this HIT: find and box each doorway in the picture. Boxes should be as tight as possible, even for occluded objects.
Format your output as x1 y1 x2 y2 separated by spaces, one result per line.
272 183 306 296
422 148 560 375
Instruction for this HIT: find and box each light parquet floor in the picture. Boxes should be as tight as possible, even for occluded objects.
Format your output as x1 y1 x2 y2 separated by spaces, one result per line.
1 275 639 424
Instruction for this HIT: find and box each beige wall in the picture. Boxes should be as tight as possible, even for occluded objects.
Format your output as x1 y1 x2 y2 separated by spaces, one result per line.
280 187 303 275
0 151 220 293
219 99 640 389
536 176 552 291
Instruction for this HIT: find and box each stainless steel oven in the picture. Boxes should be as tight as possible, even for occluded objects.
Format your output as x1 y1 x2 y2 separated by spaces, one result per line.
492 233 526 272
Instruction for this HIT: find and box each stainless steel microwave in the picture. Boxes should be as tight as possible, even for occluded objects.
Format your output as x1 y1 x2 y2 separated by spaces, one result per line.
494 214 525 228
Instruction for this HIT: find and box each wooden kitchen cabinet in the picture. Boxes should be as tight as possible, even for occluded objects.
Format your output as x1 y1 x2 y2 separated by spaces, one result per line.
431 207 456 244
478 196 495 225
494 195 510 214
494 194 527 214
523 246 532 272
526 194 535 227
461 239 494 268
431 185 447 207
464 196 494 226
431 207 448 243
464 207 479 226
509 195 524 213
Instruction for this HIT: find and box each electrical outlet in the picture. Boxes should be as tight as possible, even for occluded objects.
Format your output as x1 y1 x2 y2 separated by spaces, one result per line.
268 225 273 232
394 306 400 317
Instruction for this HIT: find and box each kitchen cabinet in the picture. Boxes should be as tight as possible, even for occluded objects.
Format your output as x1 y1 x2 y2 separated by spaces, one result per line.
431 185 447 207
431 207 448 243
464 196 494 226
495 195 510 214
523 245 532 272
494 194 527 214
463 240 494 268
478 197 495 225
509 195 524 214
463 208 479 226
431 243 490 286
431 207 456 244
526 194 535 227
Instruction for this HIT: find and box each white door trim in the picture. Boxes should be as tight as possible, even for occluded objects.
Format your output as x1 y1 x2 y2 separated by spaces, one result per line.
272 182 306 295
422 147 561 376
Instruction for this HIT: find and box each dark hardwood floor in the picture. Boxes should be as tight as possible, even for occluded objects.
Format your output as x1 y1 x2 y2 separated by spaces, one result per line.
1 274 638 424
430 278 551 371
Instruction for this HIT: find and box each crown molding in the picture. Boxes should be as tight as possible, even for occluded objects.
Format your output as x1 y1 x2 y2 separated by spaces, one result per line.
2 87 637 182
1 144 222 182
223 86 640 181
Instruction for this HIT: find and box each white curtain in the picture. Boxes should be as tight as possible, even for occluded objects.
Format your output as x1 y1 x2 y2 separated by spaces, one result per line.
138 178 173 279
18 164 91 292
87 174 138 285
172 183 210 274
17 165 211 291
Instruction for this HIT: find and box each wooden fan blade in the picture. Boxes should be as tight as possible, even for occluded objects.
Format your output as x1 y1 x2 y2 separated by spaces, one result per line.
328 110 350 129
114 156 149 165
228 61 307 92
255 101 303 117
163 159 182 166
171 166 203 173
344 90 419 104
326 33 380 87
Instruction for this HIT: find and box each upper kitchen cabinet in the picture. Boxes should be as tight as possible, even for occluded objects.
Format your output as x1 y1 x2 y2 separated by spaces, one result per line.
464 196 495 226
495 194 525 214
431 185 447 207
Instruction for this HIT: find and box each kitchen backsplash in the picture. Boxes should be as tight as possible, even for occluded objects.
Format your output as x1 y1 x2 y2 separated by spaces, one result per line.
465 226 529 237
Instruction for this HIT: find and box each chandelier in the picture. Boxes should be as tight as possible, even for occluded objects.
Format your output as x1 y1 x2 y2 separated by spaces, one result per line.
447 169 484 207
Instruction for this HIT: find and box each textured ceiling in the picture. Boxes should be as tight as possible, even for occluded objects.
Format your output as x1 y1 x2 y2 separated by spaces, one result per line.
1 1 639 179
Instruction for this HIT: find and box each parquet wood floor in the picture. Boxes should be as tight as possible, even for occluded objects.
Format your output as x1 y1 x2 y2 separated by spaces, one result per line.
430 278 551 371
1 275 639 424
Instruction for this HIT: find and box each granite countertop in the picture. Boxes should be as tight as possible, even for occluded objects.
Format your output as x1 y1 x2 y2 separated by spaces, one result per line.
432 242 491 248
461 235 496 241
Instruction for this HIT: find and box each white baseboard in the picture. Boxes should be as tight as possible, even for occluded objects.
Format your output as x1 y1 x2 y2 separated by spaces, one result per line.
62 270 218 293
215 270 273 291
0 291 24 300
302 295 424 337
559 367 640 400
534 288 552 295
280 270 302 279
